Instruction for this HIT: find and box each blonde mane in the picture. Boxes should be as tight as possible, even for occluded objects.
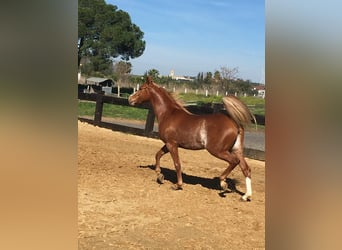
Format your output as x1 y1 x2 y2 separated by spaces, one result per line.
154 84 191 114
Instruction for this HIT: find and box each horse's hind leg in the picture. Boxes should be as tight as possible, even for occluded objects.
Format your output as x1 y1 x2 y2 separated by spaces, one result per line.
155 145 169 183
235 152 252 201
232 130 252 201
217 152 240 191
207 149 240 191
213 150 252 201
219 160 239 191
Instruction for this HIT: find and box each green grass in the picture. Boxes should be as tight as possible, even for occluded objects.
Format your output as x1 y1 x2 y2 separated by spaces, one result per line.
78 101 96 117
178 93 265 115
177 93 222 103
78 93 265 120
78 101 148 120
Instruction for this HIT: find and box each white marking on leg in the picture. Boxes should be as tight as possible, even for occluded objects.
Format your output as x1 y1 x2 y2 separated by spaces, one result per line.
242 177 252 201
220 180 228 190
232 134 241 151
200 120 207 147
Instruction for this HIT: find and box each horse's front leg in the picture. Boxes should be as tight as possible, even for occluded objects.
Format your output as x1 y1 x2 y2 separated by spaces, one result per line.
166 142 183 190
155 145 169 184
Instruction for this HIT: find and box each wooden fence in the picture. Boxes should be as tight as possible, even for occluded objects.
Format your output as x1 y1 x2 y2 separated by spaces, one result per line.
78 92 158 137
78 92 265 160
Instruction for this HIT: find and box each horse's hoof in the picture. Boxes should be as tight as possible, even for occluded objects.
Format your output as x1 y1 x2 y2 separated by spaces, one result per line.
171 184 183 190
156 173 164 184
220 180 228 191
240 196 251 202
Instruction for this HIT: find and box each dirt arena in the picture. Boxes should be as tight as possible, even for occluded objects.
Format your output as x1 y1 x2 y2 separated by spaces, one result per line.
78 121 265 249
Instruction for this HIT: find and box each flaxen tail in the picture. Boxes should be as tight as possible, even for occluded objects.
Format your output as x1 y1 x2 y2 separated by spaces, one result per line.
222 96 257 128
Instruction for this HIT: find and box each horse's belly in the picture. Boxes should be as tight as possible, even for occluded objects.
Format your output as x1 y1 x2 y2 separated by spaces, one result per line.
179 141 205 150
175 120 208 149
177 131 206 150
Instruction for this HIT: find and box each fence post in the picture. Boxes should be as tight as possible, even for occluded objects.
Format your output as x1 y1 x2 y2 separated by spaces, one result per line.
144 107 155 136
94 93 104 125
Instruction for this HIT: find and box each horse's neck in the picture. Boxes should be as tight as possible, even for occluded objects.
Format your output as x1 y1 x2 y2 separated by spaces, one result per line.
150 88 178 122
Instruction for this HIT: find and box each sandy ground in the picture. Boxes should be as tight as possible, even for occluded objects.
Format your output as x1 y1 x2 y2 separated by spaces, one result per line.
78 121 265 249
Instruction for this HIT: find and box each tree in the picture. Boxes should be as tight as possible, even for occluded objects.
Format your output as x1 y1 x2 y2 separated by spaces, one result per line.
145 69 160 79
197 72 204 83
78 0 145 73
214 70 221 83
204 72 212 84
113 61 132 86
220 66 239 91
232 79 255 95
220 66 239 81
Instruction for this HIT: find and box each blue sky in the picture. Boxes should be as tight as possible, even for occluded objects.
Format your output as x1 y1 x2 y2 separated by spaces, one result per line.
108 0 264 83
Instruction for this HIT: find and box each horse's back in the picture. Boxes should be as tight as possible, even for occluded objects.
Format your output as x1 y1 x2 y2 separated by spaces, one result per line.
204 112 239 131
159 111 239 151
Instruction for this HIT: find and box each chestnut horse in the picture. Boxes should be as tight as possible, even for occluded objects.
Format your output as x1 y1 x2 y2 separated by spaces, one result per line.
128 76 256 201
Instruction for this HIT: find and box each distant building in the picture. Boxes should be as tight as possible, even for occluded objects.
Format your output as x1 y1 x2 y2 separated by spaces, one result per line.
169 69 194 81
253 85 265 98
79 77 115 94
85 77 114 87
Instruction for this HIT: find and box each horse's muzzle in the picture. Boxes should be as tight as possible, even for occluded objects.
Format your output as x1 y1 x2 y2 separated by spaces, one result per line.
128 95 136 106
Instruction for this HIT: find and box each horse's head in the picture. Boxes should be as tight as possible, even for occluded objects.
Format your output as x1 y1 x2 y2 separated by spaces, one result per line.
128 76 154 106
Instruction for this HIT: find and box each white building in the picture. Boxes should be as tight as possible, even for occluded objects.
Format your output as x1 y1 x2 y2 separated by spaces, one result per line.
253 85 266 98
169 69 194 81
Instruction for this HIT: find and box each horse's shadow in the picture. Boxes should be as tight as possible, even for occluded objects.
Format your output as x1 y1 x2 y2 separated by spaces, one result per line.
139 165 244 197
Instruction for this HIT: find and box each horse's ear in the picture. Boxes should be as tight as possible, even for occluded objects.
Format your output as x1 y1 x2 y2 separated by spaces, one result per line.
146 76 153 85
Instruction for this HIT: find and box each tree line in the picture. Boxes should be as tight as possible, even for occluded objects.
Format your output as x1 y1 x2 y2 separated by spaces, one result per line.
139 67 261 96
78 0 262 96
